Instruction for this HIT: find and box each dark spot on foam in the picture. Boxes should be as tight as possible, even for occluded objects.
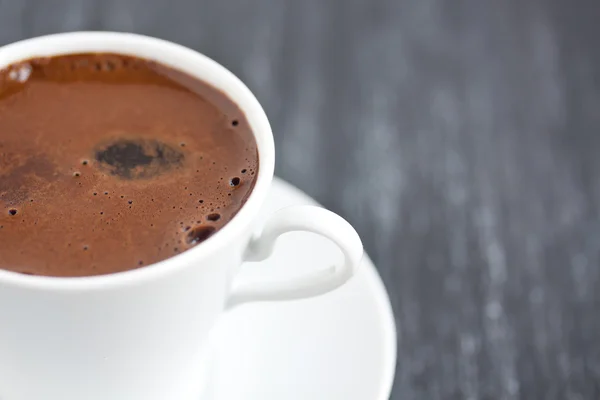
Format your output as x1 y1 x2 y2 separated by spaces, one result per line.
230 177 240 186
8 208 17 216
186 225 216 245
95 139 183 180
232 120 239 127
241 169 247 174
0 154 56 205
206 213 220 222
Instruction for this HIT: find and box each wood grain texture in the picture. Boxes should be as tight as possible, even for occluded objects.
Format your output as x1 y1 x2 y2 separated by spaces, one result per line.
1 0 599 398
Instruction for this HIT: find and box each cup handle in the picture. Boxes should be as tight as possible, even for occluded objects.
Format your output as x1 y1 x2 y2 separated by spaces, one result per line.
227 205 363 308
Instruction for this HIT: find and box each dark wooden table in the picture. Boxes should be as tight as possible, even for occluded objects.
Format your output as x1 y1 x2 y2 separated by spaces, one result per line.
2 0 599 398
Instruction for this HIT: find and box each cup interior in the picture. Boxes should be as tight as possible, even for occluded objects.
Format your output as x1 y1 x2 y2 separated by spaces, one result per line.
0 32 275 288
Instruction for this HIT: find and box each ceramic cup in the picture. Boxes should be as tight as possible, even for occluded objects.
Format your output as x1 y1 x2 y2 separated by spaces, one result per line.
0 32 363 400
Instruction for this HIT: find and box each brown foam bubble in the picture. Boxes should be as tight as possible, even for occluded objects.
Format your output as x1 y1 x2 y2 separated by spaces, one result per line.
0 53 258 277
206 213 221 222
186 225 216 245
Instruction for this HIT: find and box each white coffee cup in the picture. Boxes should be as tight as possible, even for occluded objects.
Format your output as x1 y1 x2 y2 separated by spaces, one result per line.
0 32 363 400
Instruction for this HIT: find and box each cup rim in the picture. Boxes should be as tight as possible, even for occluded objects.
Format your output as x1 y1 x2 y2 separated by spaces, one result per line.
0 32 275 291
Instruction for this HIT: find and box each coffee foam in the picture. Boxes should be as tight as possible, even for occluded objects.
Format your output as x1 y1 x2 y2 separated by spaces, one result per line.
0 53 258 277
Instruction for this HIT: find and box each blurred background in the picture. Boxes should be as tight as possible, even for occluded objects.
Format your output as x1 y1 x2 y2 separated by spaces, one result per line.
2 0 600 399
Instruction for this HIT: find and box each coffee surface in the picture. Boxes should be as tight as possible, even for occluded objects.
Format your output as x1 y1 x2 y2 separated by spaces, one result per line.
0 53 258 277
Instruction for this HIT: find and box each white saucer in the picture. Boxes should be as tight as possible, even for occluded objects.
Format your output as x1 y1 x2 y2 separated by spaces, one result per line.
203 177 397 400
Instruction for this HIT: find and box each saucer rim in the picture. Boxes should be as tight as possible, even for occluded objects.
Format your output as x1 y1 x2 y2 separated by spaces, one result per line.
273 177 397 400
